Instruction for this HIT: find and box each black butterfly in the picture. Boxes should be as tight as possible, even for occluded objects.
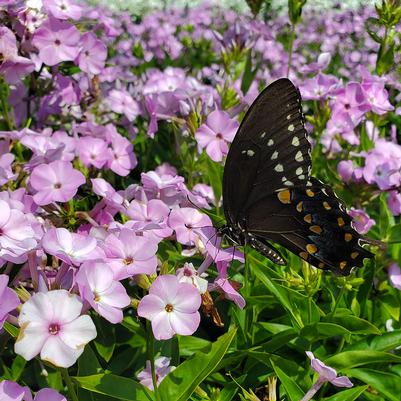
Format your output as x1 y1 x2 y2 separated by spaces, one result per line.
221 78 374 275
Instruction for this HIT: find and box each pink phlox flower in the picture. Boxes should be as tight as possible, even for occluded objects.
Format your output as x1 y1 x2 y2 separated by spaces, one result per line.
144 94 159 138
0 380 32 401
195 110 239 162
55 74 81 106
20 130 67 169
195 226 244 273
300 73 339 101
42 228 99 266
77 32 107 75
176 262 208 294
0 152 17 185
14 289 97 368
107 134 137 176
0 274 20 329
362 82 394 115
76 261 131 324
168 207 212 245
306 351 353 387
301 52 331 74
30 160 86 206
141 170 185 206
103 228 158 280
126 198 172 238
78 137 110 169
137 275 201 340
0 380 67 401
388 262 401 290
0 199 38 265
44 0 83 20
348 208 375 234
337 160 356 183
155 162 177 176
388 191 401 216
209 260 245 309
49 131 76 162
331 82 370 125
0 27 34 84
106 89 140 122
137 356 176 390
32 18 80 66
91 178 127 210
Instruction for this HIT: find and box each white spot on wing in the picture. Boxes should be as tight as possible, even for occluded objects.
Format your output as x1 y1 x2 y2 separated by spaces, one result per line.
284 180 293 186
286 114 291 120
292 136 300 146
288 124 295 132
295 151 303 162
296 167 303 175
267 139 274 146
282 176 287 182
271 150 278 160
247 150 255 157
299 175 305 180
274 164 284 172
260 132 266 138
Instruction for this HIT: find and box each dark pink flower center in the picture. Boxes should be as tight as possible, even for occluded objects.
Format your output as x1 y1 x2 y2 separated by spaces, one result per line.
216 132 223 139
124 257 133 265
54 39 61 46
184 223 192 229
183 268 192 276
165 304 174 313
344 103 350 110
48 323 60 335
54 182 62 189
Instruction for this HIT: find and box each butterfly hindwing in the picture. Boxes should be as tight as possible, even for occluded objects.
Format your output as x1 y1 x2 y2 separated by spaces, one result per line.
245 179 374 275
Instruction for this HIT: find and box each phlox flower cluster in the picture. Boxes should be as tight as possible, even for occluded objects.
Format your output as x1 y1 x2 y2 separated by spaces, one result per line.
0 0 397 398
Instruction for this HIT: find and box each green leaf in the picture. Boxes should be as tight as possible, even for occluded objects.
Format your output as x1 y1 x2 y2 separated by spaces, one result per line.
377 41 395 76
10 355 26 381
158 328 237 401
271 360 304 401
346 330 401 352
324 385 369 401
240 49 258 95
300 322 351 341
3 321 18 338
326 351 401 370
389 224 401 243
380 193 394 238
94 317 116 362
73 374 154 401
252 258 320 328
325 314 381 335
346 369 401 401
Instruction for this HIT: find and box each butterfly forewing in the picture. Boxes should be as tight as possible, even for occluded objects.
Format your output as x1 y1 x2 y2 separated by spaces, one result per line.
222 78 374 275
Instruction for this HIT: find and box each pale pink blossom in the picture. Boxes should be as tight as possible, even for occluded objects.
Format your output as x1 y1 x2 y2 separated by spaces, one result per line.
138 275 201 340
76 261 131 324
15 290 97 368
42 228 99 266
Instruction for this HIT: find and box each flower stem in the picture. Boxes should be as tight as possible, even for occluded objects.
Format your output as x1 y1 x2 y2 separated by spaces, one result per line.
0 78 15 130
146 320 161 401
61 368 79 401
286 23 296 77
330 283 346 317
300 378 324 401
